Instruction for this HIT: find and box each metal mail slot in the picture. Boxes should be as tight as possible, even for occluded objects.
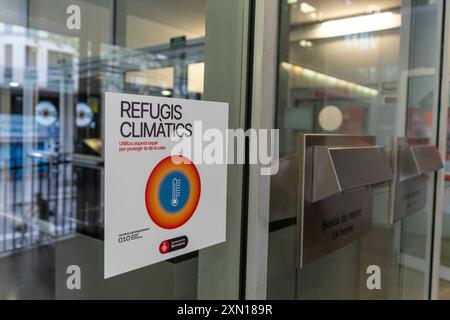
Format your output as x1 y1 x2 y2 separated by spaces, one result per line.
313 145 393 202
410 145 442 175
389 137 443 224
298 134 393 268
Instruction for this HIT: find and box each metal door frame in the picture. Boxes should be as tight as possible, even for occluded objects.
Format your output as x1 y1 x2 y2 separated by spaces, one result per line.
244 0 278 300
431 0 450 301
197 0 252 299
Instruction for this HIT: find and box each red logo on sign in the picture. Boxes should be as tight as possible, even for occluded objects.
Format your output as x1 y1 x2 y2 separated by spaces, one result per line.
159 240 170 254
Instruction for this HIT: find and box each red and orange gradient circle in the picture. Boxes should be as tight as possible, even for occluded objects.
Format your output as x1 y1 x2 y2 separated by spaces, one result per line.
145 156 201 229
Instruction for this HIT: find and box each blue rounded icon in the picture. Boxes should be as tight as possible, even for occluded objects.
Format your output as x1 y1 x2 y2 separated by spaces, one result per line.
158 171 190 214
35 101 57 126
76 102 94 127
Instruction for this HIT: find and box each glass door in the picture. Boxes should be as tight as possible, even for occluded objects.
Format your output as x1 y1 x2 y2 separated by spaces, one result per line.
0 0 249 299
267 0 445 299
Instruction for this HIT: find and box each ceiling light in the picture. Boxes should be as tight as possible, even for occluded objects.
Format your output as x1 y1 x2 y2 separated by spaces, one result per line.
320 12 399 38
155 54 167 60
299 40 313 47
300 2 316 14
9 82 19 87
281 62 379 96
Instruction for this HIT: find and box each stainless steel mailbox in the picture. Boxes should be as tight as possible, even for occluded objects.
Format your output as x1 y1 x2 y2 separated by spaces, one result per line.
298 134 393 268
389 137 443 224
312 145 392 202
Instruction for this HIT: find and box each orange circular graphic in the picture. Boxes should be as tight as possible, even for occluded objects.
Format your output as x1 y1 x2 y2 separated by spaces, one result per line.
145 155 201 229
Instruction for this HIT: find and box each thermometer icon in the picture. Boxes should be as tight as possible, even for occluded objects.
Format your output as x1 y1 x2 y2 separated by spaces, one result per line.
171 178 180 206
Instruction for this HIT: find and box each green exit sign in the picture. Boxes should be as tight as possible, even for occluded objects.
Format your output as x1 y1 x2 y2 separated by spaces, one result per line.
170 36 186 48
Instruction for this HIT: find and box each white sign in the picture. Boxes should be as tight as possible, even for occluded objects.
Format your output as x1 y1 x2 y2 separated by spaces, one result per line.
104 92 228 278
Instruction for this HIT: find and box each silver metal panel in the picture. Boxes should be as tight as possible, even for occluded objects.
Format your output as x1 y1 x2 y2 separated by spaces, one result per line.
270 155 299 222
298 134 392 268
411 145 443 174
312 145 392 202
329 146 392 190
244 0 279 299
394 176 428 220
389 137 443 224
303 187 372 265
398 142 421 181
197 0 250 299
312 147 340 202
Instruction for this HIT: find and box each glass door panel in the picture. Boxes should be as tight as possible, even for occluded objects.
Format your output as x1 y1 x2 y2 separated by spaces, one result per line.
0 0 248 299
268 0 443 300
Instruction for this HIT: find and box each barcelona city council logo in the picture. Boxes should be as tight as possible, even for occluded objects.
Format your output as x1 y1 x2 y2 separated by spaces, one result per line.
145 155 201 229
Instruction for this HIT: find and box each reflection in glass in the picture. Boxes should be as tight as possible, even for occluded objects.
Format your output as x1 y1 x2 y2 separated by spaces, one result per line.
268 0 442 300
0 0 206 299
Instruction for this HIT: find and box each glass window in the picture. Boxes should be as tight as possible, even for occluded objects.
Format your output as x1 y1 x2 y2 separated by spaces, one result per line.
0 0 247 300
268 0 444 300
